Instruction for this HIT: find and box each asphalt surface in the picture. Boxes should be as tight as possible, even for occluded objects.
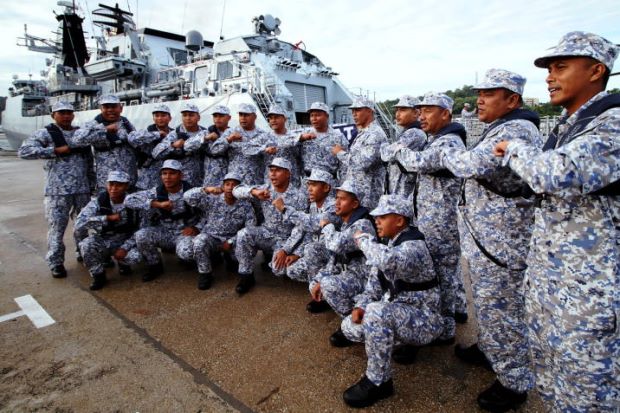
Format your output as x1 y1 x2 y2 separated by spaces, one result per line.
0 147 545 412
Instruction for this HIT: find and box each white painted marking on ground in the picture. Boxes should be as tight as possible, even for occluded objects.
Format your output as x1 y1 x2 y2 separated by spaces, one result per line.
0 295 56 328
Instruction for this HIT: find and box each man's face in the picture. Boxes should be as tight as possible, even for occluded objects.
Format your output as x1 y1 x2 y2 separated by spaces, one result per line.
100 103 122 122
309 111 329 130
268 114 286 131
394 107 419 127
545 57 604 114
268 166 290 187
160 169 182 188
238 112 256 130
222 179 239 196
306 181 330 203
52 110 75 129
334 190 358 217
419 106 450 134
106 181 129 200
153 112 171 128
181 112 200 129
374 214 403 238
476 88 518 123
351 107 373 127
213 113 231 130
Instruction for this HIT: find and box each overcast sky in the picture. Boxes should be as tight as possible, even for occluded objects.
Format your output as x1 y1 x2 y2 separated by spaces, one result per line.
1 0 619 102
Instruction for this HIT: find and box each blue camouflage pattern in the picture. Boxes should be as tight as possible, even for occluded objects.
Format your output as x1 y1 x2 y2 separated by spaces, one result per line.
212 126 269 185
152 126 204 187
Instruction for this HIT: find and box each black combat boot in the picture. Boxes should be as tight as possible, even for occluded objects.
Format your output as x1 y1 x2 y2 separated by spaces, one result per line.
392 345 419 365
118 263 133 276
343 375 394 408
224 254 239 273
51 264 67 278
89 272 107 290
329 328 355 347
235 273 255 294
197 272 213 290
477 380 527 412
455 311 469 324
142 261 163 282
306 299 330 313
455 343 493 371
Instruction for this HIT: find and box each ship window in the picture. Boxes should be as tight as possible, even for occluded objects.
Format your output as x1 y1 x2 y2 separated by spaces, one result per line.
216 61 234 80
167 48 187 65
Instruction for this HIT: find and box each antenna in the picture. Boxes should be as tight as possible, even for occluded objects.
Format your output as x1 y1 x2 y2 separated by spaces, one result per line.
218 0 227 40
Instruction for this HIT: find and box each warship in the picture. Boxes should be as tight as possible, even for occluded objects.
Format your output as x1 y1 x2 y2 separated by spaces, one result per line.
3 1 396 150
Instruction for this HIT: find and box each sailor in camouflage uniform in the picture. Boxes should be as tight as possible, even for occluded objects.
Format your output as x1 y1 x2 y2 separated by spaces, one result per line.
182 172 256 290
73 95 137 190
184 104 231 186
271 169 339 296
262 104 302 186
383 93 465 345
152 102 205 187
295 102 349 180
494 33 620 413
339 194 443 408
18 101 94 277
75 171 140 290
309 181 376 341
232 158 308 294
128 103 172 190
333 97 388 209
125 160 200 282
211 103 269 186
381 95 426 196
440 71 541 411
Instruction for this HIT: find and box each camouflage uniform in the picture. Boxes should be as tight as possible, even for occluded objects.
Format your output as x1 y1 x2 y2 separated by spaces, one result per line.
153 125 205 188
18 103 93 270
210 126 269 186
263 131 302 186
310 181 376 317
387 93 465 342
182 185 256 274
500 33 620 411
341 195 443 386
441 73 540 393
337 99 387 209
73 97 137 190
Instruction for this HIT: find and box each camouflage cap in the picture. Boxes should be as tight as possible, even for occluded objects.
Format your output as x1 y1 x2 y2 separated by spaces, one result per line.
474 68 527 96
307 168 334 186
308 102 329 114
238 103 257 114
268 157 292 171
211 105 230 115
534 31 619 71
349 97 375 111
99 95 120 105
180 102 200 113
223 172 242 182
152 103 171 114
335 180 362 200
160 159 183 171
416 92 454 111
393 95 420 108
51 101 74 112
370 194 413 218
267 104 287 117
107 170 131 183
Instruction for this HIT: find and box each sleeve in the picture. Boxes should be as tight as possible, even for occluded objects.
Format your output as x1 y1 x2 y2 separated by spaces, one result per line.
74 200 106 233
354 269 384 309
357 237 418 280
183 187 210 208
73 121 106 145
210 130 231 155
128 129 160 149
18 129 56 159
242 132 274 156
119 236 137 252
395 134 463 173
124 189 155 210
152 132 177 160
339 131 385 171
280 225 305 254
232 184 262 200
183 133 205 154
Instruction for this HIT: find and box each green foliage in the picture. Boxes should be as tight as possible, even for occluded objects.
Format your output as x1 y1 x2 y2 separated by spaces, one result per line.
608 88 620 94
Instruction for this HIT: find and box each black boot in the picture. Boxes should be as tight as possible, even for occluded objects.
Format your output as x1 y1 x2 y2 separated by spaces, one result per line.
197 272 213 290
477 380 527 412
118 263 133 276
235 273 255 294
392 345 419 365
455 311 469 324
51 264 67 278
89 272 107 290
76 253 84 263
142 262 163 282
329 328 354 347
224 254 239 273
306 299 330 313
455 343 493 371
343 375 394 408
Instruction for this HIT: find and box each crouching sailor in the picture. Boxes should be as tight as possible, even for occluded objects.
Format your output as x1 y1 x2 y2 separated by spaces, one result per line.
75 171 141 290
340 194 442 408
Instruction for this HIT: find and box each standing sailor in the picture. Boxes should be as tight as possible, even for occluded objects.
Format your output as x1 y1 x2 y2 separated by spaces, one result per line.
18 101 94 278
263 104 302 186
